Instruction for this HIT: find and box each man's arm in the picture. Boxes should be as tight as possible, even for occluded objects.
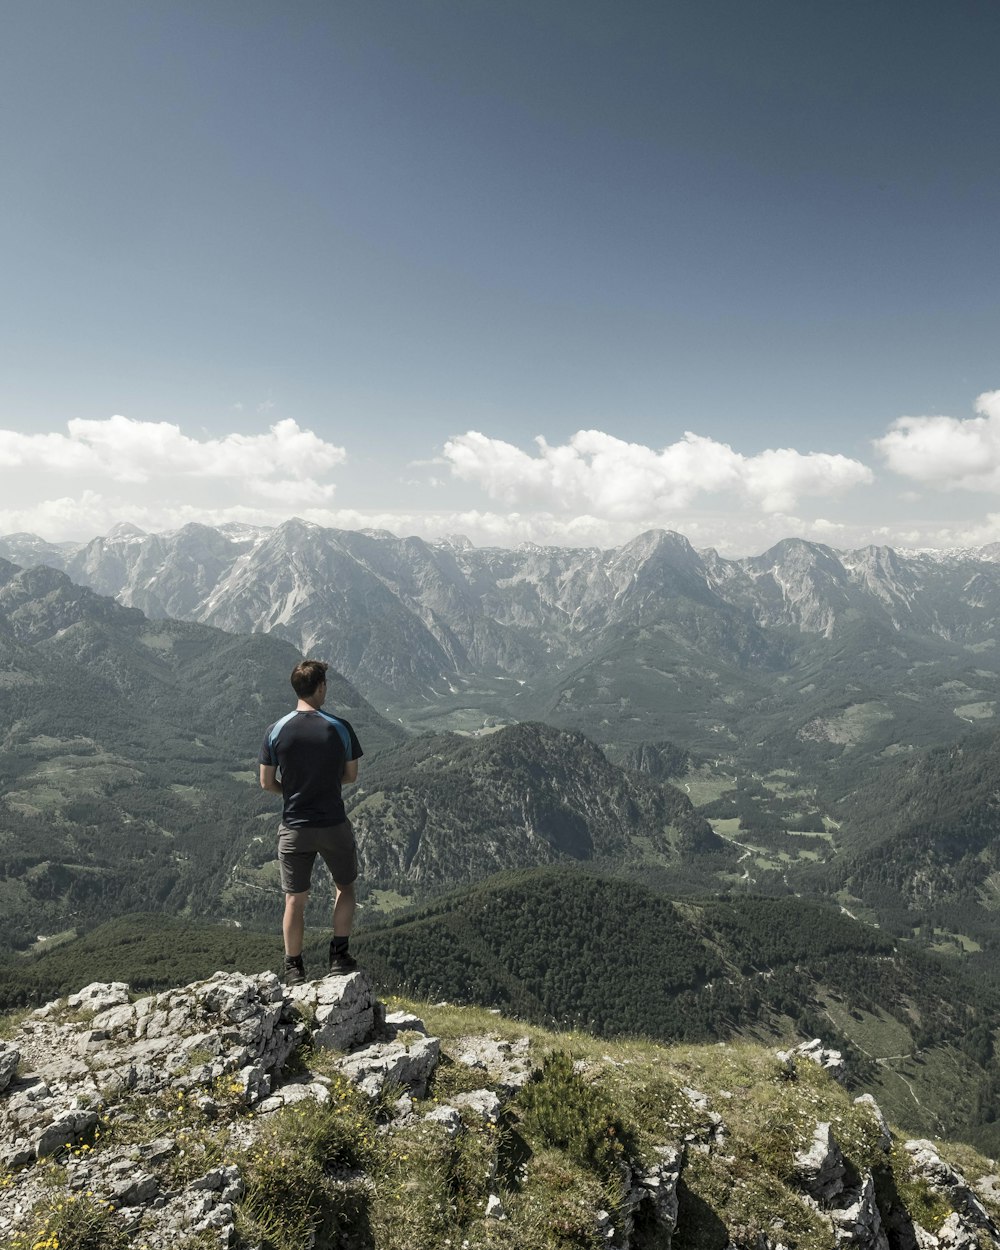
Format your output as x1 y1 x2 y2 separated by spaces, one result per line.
259 764 283 795
342 759 359 785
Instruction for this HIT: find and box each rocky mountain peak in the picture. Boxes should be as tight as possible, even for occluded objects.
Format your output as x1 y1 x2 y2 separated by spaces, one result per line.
170 520 238 545
7 520 1000 706
359 527 400 541
436 532 474 550
106 521 147 539
0 564 143 644
758 536 844 575
275 516 320 535
619 528 701 565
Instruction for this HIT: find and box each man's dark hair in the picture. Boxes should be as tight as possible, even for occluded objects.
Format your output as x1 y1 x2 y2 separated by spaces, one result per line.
290 659 329 698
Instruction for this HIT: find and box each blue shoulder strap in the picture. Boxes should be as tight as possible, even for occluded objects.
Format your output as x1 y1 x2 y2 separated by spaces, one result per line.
266 711 300 762
316 709 352 755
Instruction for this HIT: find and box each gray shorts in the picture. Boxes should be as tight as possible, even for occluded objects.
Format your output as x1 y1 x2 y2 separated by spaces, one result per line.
277 820 358 894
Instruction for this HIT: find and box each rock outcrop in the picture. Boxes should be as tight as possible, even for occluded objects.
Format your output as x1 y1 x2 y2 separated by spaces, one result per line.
2 986 999 1250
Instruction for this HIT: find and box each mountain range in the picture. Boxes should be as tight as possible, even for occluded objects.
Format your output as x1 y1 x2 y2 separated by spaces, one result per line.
4 521 1000 786
0 554 728 953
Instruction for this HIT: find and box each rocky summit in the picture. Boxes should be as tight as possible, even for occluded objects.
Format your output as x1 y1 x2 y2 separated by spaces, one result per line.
3 971 1000 1250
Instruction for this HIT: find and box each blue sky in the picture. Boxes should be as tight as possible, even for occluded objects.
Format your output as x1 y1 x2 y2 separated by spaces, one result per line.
1 0 999 553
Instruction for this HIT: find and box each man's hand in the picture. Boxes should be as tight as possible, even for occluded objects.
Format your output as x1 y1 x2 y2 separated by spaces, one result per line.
259 764 283 795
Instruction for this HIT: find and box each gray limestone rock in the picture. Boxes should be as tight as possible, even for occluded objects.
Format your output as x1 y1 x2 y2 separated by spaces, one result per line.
289 971 376 1052
0 1041 20 1092
831 1172 890 1250
385 1010 428 1036
905 1139 999 1238
189 1164 242 1198
67 982 131 1015
452 1034 534 1090
1 969 394 1249
257 1079 332 1114
424 1104 463 1137
99 1065 139 1097
854 1094 892 1154
36 1108 100 1158
794 1122 847 1203
0 1136 35 1168
336 1036 441 1098
620 1145 683 1249
107 1168 159 1207
453 1088 502 1123
682 1085 710 1109
91 1003 138 1034
390 1093 415 1123
936 1212 980 1250
975 1174 1000 1203
777 1039 846 1083
236 1062 271 1106
140 1136 177 1164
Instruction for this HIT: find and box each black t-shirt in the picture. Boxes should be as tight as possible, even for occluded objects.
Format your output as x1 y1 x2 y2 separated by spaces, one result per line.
259 709 363 828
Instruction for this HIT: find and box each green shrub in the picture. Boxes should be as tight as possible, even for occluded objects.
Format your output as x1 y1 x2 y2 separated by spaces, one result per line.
516 1051 633 1183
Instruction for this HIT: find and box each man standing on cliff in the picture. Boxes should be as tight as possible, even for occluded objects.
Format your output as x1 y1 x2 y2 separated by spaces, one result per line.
259 659 363 985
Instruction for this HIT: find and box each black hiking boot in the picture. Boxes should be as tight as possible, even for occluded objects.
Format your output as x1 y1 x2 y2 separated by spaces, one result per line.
283 957 306 986
328 948 359 976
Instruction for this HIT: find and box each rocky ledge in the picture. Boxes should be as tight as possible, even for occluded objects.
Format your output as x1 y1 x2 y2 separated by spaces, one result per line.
0 973 999 1250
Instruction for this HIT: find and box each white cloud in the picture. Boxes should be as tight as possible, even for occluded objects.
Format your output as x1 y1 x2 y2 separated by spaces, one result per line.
5 406 1000 559
442 429 873 517
244 477 337 505
0 415 346 484
875 390 1000 490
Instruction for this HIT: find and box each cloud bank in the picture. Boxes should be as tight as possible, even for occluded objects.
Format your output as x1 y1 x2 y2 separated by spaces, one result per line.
875 390 1000 490
443 429 873 515
0 415 345 485
2 399 1000 556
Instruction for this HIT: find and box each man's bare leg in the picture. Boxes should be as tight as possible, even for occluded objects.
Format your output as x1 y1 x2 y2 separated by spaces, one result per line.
283 890 309 956
333 881 356 938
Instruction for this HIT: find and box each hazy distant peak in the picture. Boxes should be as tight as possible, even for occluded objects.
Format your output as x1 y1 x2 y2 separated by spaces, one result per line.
842 544 904 570
622 528 698 557
171 521 229 539
216 522 272 543
759 536 838 561
275 516 321 534
106 521 147 540
359 527 400 541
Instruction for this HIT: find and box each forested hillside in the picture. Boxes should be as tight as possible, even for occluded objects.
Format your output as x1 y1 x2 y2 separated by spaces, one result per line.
356 867 1000 1151
0 560 404 951
6 868 1000 1153
810 727 1000 964
343 721 723 890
